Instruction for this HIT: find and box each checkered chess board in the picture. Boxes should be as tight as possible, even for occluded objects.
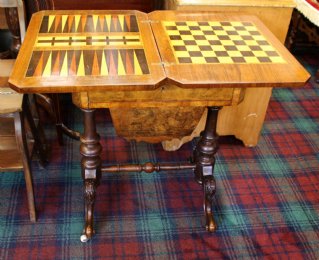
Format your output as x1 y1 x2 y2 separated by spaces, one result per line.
163 21 286 64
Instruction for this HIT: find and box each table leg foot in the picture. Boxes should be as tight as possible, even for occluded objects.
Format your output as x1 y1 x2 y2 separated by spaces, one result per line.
204 175 217 232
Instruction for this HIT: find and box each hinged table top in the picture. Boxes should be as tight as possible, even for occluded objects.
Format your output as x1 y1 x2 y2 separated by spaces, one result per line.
9 10 310 93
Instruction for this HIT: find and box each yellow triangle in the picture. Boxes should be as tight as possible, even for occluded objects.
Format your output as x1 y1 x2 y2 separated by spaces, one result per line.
77 51 85 76
118 51 126 75
118 15 124 31
134 51 142 75
48 15 55 32
42 52 52 77
74 15 81 32
105 15 111 31
60 52 68 76
100 51 108 76
61 15 68 32
93 15 99 31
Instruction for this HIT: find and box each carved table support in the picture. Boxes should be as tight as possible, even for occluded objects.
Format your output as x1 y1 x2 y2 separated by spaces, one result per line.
79 109 102 242
193 106 220 232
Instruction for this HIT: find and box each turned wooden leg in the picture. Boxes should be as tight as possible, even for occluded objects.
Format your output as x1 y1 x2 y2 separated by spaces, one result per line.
79 109 102 242
193 106 220 232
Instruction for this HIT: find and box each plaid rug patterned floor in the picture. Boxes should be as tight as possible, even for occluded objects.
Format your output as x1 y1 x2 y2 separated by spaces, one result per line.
0 47 318 259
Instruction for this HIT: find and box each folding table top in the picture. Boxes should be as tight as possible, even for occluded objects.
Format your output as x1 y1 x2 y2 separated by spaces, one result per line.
9 10 310 93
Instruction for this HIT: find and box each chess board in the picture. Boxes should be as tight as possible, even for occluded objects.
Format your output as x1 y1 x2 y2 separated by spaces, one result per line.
26 14 149 77
163 21 286 64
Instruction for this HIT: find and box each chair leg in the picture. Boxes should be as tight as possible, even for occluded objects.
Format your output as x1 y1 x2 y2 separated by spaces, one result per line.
14 110 36 222
24 95 48 167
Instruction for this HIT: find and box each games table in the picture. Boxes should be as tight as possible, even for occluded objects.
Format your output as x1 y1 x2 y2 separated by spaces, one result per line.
9 10 310 242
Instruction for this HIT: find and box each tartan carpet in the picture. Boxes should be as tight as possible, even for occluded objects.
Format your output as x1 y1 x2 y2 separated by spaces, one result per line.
0 47 318 259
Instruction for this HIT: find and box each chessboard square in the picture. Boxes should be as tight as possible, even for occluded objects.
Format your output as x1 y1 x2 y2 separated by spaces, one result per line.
206 35 219 40
257 57 271 63
249 30 261 36
226 30 238 35
208 40 222 45
238 30 250 36
220 22 232 26
241 35 254 40
189 51 203 57
269 56 285 63
167 30 179 36
231 21 245 26
266 51 279 57
186 21 199 26
244 56 260 63
174 45 187 51
231 57 246 63
176 21 187 26
233 40 246 45
196 40 210 46
186 45 201 51
215 51 228 57
260 45 276 51
163 21 176 26
214 30 228 36
240 51 254 57
227 51 242 57
252 51 267 57
225 45 238 51
252 35 265 41
192 30 204 36
191 57 206 63
171 40 185 46
220 40 234 46
177 26 190 31
180 30 192 35
218 56 233 63
212 26 224 31
205 57 219 63
181 35 195 40
234 26 246 31
201 50 215 57
199 45 213 51
201 26 213 31
189 26 201 30
218 35 231 40
229 35 243 41
257 40 269 45
184 40 198 46
170 35 182 40
202 30 215 35
175 51 190 58
245 40 259 46
237 45 251 51
178 57 192 63
193 35 207 41
166 26 178 30
213 45 226 51
209 21 222 26
198 22 209 26
249 45 262 51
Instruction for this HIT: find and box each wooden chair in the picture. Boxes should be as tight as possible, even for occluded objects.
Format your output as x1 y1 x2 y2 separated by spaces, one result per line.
0 0 47 221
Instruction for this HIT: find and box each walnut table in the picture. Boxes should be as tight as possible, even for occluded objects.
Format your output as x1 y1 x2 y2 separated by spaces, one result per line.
9 10 310 242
